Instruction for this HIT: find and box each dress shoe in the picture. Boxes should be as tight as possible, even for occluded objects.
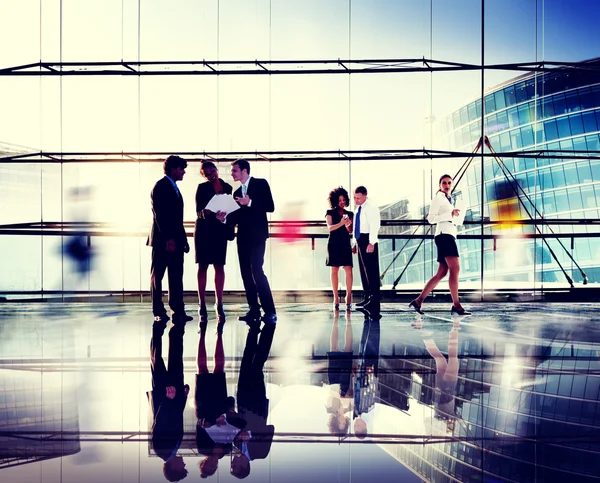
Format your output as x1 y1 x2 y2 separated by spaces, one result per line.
239 310 261 323
216 321 225 335
356 297 371 307
451 305 471 316
262 313 277 324
172 313 193 324
409 299 424 315
215 304 226 323
198 320 208 334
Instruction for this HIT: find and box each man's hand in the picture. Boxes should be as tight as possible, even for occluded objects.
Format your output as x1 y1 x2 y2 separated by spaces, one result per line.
235 194 251 206
215 210 226 223
236 430 250 442
216 415 226 426
166 239 176 252
366 243 375 253
352 245 357 254
165 386 177 399
184 243 190 253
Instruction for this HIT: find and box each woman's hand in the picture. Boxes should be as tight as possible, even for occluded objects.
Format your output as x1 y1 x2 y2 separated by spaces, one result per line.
215 211 226 223
451 208 460 217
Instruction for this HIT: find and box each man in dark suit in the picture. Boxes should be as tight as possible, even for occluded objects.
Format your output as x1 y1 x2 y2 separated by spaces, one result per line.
148 155 193 325
231 323 276 478
228 159 276 324
147 321 190 481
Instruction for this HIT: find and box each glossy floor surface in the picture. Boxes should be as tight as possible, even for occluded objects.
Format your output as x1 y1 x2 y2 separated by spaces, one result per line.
1 302 599 483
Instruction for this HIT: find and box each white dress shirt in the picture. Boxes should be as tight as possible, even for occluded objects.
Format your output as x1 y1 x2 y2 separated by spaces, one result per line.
427 191 457 238
353 198 380 245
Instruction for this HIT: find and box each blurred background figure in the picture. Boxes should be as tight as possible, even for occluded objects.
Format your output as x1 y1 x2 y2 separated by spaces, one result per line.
194 161 233 328
147 321 189 482
325 187 354 311
487 179 521 230
64 186 96 278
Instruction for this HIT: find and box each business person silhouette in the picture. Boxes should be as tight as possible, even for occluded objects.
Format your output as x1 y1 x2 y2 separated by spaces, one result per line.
148 321 189 481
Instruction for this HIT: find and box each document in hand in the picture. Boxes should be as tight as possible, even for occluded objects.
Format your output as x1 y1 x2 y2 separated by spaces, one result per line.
454 199 466 226
206 194 240 214
205 194 240 216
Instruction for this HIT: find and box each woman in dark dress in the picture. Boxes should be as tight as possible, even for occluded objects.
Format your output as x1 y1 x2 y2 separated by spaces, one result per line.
194 161 233 325
326 187 354 311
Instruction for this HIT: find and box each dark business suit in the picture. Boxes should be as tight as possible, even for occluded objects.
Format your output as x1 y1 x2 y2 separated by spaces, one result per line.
235 324 276 460
148 323 188 461
229 177 276 315
147 176 189 318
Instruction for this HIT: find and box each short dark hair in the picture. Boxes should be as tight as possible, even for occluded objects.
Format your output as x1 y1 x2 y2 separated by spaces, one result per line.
164 155 187 175
439 174 452 184
328 186 350 209
163 462 189 482
200 161 217 177
354 186 367 195
232 158 250 175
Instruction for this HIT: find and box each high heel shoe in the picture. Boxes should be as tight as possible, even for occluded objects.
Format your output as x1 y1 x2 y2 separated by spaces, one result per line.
333 303 340 311
198 304 208 323
215 303 226 323
346 303 352 311
451 305 471 316
409 299 424 315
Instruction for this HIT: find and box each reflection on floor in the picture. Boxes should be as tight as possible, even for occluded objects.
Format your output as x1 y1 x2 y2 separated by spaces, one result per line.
1 302 599 482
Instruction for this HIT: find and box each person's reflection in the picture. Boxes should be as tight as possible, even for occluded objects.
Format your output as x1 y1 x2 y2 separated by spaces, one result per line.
325 310 354 436
424 320 460 433
353 316 381 439
148 321 190 482
194 324 245 479
231 323 277 479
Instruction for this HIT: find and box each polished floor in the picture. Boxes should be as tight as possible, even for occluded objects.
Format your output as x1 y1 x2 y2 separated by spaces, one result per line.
1 301 600 483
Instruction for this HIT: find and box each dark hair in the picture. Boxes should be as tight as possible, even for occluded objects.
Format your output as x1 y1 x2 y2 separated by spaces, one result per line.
163 462 189 482
231 456 251 479
200 161 217 178
164 155 187 175
231 158 250 175
328 187 350 209
437 174 453 193
354 186 367 195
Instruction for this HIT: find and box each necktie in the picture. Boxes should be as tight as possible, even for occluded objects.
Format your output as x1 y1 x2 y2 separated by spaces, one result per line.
173 183 181 198
354 205 362 239
242 183 247 197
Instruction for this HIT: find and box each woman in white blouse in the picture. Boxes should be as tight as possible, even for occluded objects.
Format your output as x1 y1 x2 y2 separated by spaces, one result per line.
409 174 471 316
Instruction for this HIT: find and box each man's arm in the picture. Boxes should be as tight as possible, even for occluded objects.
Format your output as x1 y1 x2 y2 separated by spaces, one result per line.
151 182 178 242
368 203 381 246
249 178 275 213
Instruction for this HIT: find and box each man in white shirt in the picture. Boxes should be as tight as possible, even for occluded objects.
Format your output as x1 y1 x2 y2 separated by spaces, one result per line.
352 186 381 319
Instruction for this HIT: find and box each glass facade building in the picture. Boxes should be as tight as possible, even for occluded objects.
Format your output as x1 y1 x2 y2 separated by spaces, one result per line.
381 64 600 289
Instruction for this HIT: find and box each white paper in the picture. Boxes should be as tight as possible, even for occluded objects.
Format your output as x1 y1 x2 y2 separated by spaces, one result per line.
454 199 466 226
204 194 240 216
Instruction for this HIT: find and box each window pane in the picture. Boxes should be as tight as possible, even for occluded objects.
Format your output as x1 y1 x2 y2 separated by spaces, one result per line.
521 125 534 147
569 114 584 136
553 94 567 116
504 86 517 107
568 189 583 211
551 166 566 187
544 119 559 141
556 117 571 138
582 111 598 132
563 164 579 185
494 90 506 110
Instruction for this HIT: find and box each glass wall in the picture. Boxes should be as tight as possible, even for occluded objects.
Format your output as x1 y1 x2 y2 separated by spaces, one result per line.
1 0 600 295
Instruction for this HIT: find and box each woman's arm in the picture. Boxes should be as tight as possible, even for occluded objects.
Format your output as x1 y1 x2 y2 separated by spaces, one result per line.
326 214 347 232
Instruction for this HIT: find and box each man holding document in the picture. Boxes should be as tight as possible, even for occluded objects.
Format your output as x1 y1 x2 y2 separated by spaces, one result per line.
227 159 277 326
